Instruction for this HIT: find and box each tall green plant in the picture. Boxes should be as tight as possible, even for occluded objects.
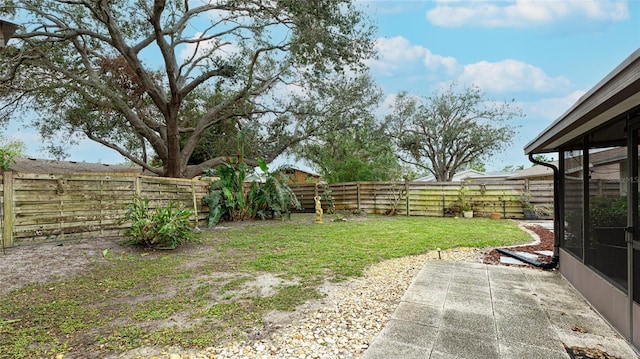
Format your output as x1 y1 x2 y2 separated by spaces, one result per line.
202 160 301 226
458 184 472 211
247 159 301 220
590 196 627 227
202 162 250 227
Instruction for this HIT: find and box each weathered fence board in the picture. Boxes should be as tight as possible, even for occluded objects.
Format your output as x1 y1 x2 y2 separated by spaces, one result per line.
290 180 554 220
1 170 555 248
1 172 210 247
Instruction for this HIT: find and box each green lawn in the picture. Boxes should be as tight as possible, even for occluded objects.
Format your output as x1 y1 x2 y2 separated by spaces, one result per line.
0 214 531 358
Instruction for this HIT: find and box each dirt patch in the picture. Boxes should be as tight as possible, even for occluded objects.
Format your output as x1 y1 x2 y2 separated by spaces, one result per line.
565 346 622 359
0 237 122 295
242 273 300 297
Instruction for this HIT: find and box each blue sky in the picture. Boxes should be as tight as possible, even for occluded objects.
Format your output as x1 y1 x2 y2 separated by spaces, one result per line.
5 0 640 172
362 0 639 171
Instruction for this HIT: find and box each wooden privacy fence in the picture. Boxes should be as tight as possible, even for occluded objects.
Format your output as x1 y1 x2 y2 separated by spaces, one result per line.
0 171 556 246
1 171 210 247
290 179 554 218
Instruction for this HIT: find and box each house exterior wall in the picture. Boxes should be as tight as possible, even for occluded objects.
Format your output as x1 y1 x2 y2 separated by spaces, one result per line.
557 132 638 350
559 248 632 340
525 49 640 352
285 169 321 184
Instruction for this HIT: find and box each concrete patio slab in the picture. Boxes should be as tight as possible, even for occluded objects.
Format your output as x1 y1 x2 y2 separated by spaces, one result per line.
362 261 639 359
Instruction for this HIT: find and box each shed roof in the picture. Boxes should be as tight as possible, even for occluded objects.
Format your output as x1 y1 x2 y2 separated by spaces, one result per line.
507 162 556 180
525 48 640 154
7 157 144 175
414 169 511 182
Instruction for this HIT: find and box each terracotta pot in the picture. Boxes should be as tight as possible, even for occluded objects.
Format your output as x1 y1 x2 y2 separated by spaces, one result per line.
490 212 501 220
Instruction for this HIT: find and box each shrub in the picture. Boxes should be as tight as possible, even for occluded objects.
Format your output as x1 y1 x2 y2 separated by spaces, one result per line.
590 196 627 227
122 197 198 249
517 190 533 209
321 188 335 214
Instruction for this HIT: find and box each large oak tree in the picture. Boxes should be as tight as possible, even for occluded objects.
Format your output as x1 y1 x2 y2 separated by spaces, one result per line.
0 0 375 177
386 84 522 182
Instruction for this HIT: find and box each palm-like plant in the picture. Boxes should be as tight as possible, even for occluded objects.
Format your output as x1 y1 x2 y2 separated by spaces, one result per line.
247 159 301 220
201 162 249 227
202 159 300 227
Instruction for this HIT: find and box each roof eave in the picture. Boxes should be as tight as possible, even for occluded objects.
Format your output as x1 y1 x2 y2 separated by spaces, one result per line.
525 48 640 155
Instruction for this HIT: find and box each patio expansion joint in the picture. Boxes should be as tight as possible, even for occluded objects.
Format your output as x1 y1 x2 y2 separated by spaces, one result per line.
430 265 453 359
486 264 504 358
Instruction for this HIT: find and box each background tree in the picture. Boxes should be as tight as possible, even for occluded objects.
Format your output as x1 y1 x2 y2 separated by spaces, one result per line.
461 160 486 173
0 1 375 178
531 154 555 165
387 84 521 182
0 135 25 171
502 164 525 172
298 122 401 183
292 74 402 183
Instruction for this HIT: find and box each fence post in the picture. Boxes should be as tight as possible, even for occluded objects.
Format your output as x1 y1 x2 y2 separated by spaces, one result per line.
135 176 141 197
191 181 199 226
356 182 361 211
3 171 14 247
597 179 603 196
405 180 410 216
441 186 446 217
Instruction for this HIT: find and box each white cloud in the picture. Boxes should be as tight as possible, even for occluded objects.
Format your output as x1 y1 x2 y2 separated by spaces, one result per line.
458 59 571 93
378 93 400 117
367 37 571 95
423 50 458 74
523 90 586 120
366 37 424 76
373 36 427 63
426 0 629 28
367 36 460 78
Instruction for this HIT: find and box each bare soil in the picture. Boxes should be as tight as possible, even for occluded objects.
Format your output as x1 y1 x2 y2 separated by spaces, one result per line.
2 219 550 297
1 237 124 296
1 215 324 296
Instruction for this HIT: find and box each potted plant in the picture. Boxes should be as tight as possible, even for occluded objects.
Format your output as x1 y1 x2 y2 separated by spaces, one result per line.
517 190 537 220
458 185 473 218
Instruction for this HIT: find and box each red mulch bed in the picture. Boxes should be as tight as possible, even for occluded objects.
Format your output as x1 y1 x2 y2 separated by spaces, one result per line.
565 346 622 359
483 224 555 267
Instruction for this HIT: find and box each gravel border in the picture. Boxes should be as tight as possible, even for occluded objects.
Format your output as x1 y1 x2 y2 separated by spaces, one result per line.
123 247 483 359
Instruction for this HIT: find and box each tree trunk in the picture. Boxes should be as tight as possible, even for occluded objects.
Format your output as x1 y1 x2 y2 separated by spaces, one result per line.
165 111 182 178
